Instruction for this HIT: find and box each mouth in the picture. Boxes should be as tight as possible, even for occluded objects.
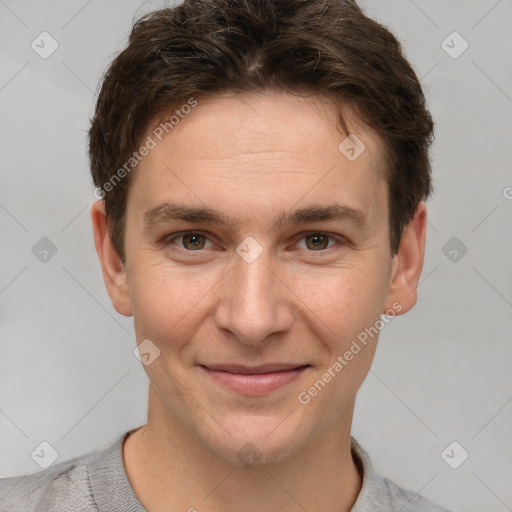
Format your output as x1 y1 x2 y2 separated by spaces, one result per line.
199 363 311 395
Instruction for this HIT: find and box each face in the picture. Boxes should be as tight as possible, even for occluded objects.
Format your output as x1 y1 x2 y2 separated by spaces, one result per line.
93 91 423 466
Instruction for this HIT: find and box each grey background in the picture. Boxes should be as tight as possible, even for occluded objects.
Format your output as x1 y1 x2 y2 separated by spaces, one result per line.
1 0 511 510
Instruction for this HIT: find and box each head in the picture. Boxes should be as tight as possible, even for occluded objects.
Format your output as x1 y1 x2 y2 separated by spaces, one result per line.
90 0 434 466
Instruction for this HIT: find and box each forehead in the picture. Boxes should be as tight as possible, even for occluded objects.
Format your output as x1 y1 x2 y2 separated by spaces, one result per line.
146 92 384 164
128 92 388 227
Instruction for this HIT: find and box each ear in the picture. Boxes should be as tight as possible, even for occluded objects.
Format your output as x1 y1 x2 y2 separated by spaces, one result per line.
383 201 427 315
90 200 133 316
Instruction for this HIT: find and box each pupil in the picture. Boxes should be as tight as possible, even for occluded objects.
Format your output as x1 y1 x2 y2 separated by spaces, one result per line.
185 234 203 249
308 234 327 250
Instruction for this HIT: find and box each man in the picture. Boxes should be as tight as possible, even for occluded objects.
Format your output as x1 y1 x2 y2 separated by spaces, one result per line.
0 0 450 510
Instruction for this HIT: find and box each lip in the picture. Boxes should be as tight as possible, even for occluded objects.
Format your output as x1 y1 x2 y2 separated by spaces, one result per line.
200 364 311 395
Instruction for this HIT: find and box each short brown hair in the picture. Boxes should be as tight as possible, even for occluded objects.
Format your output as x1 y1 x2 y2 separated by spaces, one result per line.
88 0 434 262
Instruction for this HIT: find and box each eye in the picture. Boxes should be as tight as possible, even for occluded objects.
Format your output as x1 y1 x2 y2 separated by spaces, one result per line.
295 232 342 251
164 231 214 251
162 231 344 253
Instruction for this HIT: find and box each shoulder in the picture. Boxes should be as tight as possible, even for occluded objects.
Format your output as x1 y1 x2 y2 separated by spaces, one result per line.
368 474 452 512
350 436 451 512
0 451 97 512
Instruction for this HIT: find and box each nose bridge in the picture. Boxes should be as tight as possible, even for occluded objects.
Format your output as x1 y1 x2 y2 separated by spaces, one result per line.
235 248 277 306
215 240 293 344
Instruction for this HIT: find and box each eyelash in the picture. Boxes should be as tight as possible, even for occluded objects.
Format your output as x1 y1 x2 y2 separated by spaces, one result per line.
161 231 346 254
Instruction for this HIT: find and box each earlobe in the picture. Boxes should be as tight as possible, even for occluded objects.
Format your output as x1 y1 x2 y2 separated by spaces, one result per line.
383 202 427 316
90 200 133 316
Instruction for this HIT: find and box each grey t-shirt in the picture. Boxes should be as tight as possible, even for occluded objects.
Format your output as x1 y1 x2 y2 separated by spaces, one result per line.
0 428 450 511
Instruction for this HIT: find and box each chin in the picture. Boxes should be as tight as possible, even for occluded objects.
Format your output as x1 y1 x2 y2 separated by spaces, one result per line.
196 413 309 468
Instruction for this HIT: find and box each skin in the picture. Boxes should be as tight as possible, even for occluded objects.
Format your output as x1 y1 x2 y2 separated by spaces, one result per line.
91 91 427 512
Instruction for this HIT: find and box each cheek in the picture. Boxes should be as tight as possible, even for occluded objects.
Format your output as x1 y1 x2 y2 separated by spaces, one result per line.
296 269 384 413
294 262 388 343
129 262 216 341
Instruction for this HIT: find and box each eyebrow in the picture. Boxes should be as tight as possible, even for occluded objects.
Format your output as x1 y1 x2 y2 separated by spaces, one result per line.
143 202 369 232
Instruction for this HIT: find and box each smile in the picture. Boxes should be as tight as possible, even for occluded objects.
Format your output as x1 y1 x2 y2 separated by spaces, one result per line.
200 364 311 395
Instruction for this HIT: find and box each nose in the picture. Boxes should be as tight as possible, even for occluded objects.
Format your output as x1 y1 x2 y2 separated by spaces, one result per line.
213 243 294 346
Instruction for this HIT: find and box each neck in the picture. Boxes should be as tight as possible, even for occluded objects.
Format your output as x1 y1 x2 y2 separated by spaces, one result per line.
123 393 362 512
